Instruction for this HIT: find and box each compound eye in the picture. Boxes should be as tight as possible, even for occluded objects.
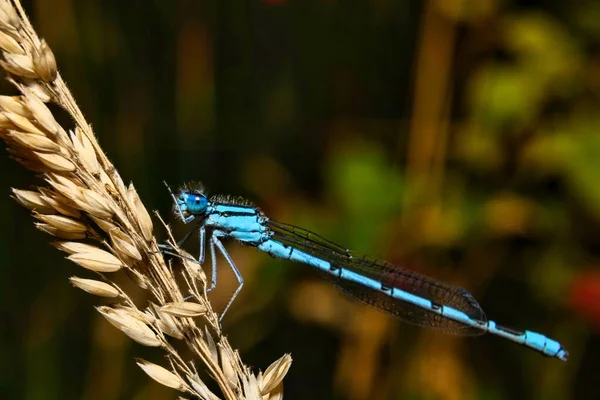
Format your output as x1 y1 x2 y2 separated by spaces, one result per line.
185 192 208 215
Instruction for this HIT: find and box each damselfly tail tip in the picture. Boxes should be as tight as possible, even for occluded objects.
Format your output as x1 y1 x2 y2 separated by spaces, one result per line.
557 348 569 362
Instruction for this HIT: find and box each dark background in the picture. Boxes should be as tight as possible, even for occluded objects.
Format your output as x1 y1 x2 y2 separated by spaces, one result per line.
1 0 599 399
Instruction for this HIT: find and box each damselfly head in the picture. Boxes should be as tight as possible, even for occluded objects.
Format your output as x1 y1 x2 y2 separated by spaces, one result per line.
174 188 208 218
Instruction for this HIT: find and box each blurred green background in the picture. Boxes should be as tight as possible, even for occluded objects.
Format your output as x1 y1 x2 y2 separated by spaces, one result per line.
0 0 599 398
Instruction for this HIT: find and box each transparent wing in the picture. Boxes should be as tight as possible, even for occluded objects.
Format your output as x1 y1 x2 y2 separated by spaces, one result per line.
268 221 486 335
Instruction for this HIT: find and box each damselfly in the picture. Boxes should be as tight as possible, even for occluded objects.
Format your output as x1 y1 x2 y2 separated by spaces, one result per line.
164 183 568 361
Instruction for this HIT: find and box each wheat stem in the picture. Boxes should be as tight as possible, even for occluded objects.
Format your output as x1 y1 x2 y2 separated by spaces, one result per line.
0 1 291 398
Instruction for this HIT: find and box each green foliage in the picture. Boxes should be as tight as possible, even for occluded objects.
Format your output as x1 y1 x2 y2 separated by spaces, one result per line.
327 142 403 251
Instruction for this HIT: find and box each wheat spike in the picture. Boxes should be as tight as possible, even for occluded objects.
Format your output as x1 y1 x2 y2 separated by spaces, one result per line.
0 1 292 398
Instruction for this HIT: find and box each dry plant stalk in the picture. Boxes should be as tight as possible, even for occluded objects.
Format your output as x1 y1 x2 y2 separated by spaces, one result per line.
0 1 291 399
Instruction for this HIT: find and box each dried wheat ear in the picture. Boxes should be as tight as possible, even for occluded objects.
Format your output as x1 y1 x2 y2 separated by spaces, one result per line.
0 1 291 399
